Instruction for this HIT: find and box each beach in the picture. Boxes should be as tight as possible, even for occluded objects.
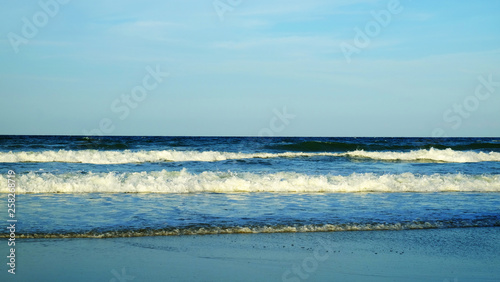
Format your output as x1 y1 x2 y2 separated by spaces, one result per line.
3 0 500 280
1 136 500 281
2 227 499 281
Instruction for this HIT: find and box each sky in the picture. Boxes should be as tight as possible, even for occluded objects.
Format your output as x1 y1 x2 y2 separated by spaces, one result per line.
0 0 499 137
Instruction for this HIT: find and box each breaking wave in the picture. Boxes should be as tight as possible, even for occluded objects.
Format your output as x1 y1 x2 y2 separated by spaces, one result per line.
343 148 500 163
0 148 500 164
2 170 499 193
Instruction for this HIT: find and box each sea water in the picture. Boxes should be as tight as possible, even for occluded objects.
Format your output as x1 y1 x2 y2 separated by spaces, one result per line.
0 136 499 238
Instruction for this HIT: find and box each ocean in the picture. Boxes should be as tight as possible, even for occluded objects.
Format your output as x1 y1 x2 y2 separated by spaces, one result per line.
1 136 500 238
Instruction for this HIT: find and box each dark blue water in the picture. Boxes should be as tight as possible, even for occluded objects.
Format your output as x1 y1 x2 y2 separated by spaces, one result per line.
0 136 499 237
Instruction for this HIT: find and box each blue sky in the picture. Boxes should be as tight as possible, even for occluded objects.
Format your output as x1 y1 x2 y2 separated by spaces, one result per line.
1 0 499 136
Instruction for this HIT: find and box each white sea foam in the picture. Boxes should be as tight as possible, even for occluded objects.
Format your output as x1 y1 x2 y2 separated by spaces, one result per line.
0 148 499 164
5 221 498 238
2 170 499 193
344 148 500 163
0 150 324 164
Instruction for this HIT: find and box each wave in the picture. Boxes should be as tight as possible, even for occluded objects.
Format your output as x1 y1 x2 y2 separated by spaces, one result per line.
343 148 500 162
2 170 499 193
268 141 369 151
0 150 323 164
267 141 500 152
1 148 500 164
2 220 499 239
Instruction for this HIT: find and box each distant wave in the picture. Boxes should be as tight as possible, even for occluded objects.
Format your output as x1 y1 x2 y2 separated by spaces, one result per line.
267 141 369 151
3 220 499 238
343 148 500 163
2 170 499 193
267 141 500 152
1 148 500 164
0 150 323 164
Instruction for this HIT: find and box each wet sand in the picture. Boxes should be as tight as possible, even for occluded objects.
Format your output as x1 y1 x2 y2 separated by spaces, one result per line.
2 227 499 281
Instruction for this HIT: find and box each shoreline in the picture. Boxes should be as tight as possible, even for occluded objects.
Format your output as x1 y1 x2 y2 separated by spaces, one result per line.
1 223 500 239
1 227 499 281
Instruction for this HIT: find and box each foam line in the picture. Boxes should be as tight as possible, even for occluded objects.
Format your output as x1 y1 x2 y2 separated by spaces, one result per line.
1 148 500 164
2 170 499 193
